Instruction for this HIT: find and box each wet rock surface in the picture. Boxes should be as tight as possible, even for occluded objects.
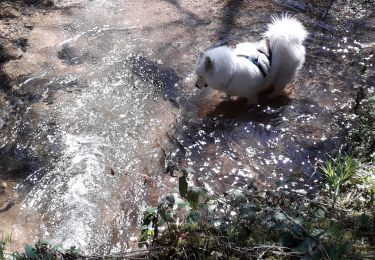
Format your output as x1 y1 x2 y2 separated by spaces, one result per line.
0 0 374 254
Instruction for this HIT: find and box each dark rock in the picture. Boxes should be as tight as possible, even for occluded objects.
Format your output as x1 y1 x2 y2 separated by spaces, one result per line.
57 43 83 65
23 0 54 7
44 0 54 7
0 71 11 90
0 44 11 64
0 144 37 180
23 0 43 5
24 23 33 30
0 3 21 19
12 37 29 52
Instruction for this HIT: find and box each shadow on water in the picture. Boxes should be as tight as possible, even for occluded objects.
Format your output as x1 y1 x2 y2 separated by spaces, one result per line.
168 92 343 193
128 54 182 108
0 145 40 181
207 95 291 120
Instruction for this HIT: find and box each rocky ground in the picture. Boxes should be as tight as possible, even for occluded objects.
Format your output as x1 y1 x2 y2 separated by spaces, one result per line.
0 0 55 217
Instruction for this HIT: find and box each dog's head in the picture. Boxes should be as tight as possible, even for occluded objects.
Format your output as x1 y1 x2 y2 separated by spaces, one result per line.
194 47 233 91
195 54 213 89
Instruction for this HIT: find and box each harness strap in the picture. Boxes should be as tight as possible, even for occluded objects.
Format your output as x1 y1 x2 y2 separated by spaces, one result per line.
237 54 267 77
261 37 272 66
237 37 272 78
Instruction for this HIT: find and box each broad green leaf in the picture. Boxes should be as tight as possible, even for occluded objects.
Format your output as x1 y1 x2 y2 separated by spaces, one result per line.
139 229 149 243
239 205 256 223
51 244 61 252
159 209 174 223
295 237 316 255
280 232 294 247
38 239 49 246
187 189 199 209
143 207 157 225
24 244 37 259
275 212 287 222
139 226 154 243
187 210 199 224
314 208 325 219
358 213 370 227
293 217 304 225
177 201 189 209
290 223 304 237
311 229 325 238
67 246 80 254
295 242 308 254
165 195 175 208
271 222 285 231
179 176 188 197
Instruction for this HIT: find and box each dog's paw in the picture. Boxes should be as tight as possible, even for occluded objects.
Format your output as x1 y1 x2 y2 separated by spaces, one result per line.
220 95 232 102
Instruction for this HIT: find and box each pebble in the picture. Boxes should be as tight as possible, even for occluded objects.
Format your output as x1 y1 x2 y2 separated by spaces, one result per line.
0 182 7 192
24 23 33 30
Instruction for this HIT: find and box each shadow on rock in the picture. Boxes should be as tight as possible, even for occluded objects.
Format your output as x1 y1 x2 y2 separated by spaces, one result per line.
207 95 291 121
217 0 244 39
0 144 41 181
162 0 205 25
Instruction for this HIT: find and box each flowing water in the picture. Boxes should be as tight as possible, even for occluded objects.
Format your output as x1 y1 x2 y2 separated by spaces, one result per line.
0 0 374 254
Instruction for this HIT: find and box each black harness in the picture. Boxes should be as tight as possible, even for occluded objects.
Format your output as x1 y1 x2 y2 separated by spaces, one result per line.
237 38 272 78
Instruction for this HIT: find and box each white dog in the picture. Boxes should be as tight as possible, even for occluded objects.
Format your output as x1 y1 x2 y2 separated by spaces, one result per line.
195 15 308 104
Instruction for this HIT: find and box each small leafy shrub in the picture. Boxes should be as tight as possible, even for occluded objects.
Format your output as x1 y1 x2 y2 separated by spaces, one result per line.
350 90 375 208
0 234 12 260
139 168 362 259
0 239 80 260
353 90 375 160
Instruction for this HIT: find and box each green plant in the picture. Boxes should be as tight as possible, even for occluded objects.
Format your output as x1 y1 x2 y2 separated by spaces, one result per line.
0 233 12 260
139 158 375 259
353 92 375 160
139 167 337 258
0 240 81 260
320 152 356 209
139 167 210 247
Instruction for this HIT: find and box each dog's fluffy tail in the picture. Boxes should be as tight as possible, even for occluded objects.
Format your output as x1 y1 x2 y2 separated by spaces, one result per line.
264 15 307 46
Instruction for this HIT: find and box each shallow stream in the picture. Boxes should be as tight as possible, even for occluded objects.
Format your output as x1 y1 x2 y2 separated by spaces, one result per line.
0 0 374 254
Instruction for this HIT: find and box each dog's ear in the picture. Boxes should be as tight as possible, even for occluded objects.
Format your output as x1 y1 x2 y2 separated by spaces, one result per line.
204 56 213 71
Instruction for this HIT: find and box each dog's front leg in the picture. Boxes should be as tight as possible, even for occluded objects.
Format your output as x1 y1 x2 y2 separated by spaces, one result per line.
267 85 283 98
220 94 232 102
